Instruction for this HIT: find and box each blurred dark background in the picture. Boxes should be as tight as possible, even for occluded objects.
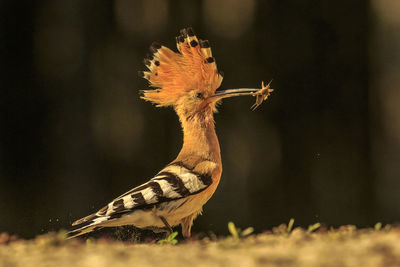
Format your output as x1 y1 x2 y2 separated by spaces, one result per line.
1 0 400 238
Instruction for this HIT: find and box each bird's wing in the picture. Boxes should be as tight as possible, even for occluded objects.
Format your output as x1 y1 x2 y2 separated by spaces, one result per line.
68 162 212 237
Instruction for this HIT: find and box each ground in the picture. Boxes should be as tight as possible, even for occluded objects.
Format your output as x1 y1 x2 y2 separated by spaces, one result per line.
1 223 400 267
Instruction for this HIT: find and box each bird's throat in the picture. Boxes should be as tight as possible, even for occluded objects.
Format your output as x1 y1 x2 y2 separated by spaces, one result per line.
177 112 221 166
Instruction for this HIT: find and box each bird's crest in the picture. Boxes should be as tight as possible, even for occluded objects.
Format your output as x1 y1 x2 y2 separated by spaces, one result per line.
139 27 223 107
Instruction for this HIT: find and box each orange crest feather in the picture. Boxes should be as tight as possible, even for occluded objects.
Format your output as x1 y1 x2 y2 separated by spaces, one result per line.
139 28 223 106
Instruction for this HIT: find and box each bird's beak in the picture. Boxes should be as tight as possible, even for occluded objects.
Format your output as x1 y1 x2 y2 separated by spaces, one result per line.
206 81 274 110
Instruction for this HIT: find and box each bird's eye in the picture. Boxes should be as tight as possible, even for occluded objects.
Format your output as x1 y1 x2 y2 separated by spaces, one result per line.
196 93 204 99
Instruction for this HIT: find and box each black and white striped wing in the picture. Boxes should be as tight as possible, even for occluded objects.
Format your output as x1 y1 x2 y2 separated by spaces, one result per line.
69 162 212 235
106 163 212 216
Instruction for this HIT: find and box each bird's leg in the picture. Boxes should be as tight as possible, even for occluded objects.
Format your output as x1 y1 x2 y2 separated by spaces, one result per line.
159 216 173 235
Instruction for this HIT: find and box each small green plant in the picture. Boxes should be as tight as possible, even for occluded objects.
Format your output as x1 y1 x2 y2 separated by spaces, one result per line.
374 222 382 231
227 221 254 240
272 218 295 236
287 218 295 233
384 224 392 232
307 222 321 233
372 222 391 232
157 232 179 245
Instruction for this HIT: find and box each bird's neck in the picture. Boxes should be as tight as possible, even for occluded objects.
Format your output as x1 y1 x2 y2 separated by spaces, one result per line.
176 112 221 166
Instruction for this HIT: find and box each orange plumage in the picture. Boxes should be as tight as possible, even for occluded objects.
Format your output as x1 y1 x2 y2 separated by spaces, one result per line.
140 28 223 107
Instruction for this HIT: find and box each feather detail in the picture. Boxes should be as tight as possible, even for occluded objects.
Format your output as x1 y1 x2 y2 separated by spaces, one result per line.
140 27 223 107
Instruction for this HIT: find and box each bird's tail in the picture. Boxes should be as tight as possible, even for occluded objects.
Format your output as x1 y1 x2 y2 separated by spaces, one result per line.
67 225 98 239
67 213 107 239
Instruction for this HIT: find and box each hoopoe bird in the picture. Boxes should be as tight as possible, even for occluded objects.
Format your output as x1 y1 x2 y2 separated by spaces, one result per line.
67 27 273 239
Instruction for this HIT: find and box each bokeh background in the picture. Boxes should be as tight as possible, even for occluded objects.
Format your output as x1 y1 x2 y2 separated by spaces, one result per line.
1 0 400 238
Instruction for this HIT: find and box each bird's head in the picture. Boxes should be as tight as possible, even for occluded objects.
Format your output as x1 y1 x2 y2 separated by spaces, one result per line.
139 28 272 122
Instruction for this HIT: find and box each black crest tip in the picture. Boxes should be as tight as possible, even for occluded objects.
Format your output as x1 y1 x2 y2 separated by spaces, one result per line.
206 57 215 63
200 40 210 48
150 42 161 53
146 53 154 61
187 27 195 37
190 40 198 47
144 59 151 67
180 28 188 37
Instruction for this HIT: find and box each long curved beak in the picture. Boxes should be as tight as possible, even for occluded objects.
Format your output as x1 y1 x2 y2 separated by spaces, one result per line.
206 81 274 110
